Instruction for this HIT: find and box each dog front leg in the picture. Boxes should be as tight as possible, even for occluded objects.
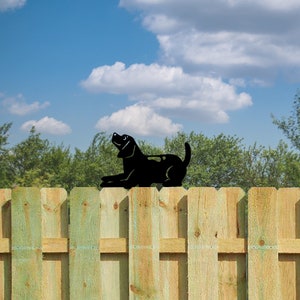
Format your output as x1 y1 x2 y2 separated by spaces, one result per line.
101 170 137 188
101 173 127 187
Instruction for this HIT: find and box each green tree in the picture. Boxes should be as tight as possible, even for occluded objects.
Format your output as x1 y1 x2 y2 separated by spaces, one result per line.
2 123 299 190
8 127 51 186
242 141 300 189
164 132 300 189
8 127 72 188
0 122 11 153
272 91 300 151
0 123 13 187
164 132 245 188
69 132 122 189
41 144 72 189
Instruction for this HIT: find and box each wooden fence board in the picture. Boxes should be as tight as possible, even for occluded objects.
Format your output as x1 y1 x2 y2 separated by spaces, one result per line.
0 189 11 300
278 188 300 300
11 187 43 300
248 187 280 300
188 187 219 299
159 187 188 300
41 188 68 300
1 187 300 298
69 187 101 300
129 187 160 299
218 187 246 300
100 187 129 300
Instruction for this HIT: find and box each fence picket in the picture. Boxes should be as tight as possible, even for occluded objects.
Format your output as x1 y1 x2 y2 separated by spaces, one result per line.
100 187 129 300
218 187 246 299
11 187 43 299
188 187 219 299
129 187 160 299
159 187 188 299
248 187 281 300
69 187 101 299
41 188 68 300
278 188 300 300
0 189 11 300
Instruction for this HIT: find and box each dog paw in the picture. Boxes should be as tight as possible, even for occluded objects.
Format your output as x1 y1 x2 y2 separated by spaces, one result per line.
101 176 110 182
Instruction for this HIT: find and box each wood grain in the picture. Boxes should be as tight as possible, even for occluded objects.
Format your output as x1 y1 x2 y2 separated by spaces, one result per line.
11 187 43 300
69 187 101 299
129 187 160 299
0 189 11 300
248 187 281 300
0 187 299 299
188 187 219 299
41 188 68 300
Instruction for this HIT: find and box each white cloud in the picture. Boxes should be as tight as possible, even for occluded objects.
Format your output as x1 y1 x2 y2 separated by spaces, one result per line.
120 0 300 81
2 94 50 115
81 61 184 95
142 14 184 34
82 62 252 126
120 0 300 13
229 78 246 88
158 30 300 79
95 104 182 136
21 117 71 135
88 0 300 136
0 0 26 11
227 0 300 10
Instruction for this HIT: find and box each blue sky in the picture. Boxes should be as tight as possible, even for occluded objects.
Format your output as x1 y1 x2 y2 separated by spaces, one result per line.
1 0 299 151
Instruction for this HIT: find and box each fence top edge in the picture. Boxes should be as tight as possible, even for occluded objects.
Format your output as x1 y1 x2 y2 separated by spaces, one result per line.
1 187 299 194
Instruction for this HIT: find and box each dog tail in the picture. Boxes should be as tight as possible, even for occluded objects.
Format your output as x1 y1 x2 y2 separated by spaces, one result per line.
183 142 191 167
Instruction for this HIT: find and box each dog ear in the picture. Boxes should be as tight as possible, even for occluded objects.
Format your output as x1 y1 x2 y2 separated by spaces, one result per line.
118 144 136 158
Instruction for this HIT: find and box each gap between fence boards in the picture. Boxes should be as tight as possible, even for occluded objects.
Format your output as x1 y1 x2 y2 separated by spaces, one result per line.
1 238 300 254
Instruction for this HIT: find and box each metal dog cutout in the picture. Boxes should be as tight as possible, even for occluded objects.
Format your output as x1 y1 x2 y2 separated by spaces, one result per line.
101 132 191 189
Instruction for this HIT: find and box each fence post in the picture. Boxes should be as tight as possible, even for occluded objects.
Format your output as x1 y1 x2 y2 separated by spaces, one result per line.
11 187 43 300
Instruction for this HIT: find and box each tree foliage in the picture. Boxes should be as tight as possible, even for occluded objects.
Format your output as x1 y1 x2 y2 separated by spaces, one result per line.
0 123 299 190
272 91 300 151
164 132 245 188
242 141 300 188
0 122 13 187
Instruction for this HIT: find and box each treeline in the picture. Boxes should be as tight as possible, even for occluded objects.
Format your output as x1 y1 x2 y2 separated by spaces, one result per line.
0 122 299 191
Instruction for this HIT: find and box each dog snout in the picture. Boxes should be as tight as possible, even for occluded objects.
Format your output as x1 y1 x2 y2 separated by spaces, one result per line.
112 132 120 140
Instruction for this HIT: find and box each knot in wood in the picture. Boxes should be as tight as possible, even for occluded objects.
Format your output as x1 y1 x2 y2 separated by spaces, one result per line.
194 229 201 238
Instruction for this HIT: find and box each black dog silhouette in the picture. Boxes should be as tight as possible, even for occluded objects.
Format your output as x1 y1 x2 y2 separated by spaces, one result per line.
101 132 191 189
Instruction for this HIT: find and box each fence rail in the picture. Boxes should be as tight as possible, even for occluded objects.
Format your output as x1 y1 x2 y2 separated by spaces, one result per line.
0 187 300 299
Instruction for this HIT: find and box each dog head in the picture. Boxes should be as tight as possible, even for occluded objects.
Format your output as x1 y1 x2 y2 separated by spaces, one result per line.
112 132 138 158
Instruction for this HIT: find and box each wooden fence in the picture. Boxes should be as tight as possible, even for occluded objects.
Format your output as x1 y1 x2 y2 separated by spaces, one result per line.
0 187 299 299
